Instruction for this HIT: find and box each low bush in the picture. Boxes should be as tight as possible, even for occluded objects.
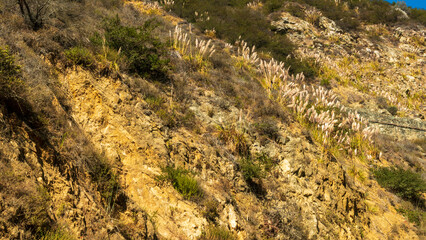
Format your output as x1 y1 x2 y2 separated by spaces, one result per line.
240 153 276 182
372 167 425 204
253 119 280 142
264 0 284 14
409 8 426 26
159 167 203 200
386 105 398 116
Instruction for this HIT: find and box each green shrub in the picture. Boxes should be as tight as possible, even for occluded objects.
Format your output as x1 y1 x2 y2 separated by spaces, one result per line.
256 152 277 172
101 16 169 80
320 78 330 87
157 109 178 128
171 0 295 64
0 46 23 98
339 17 360 31
372 167 426 204
159 167 203 200
64 47 95 68
285 4 306 18
200 225 235 240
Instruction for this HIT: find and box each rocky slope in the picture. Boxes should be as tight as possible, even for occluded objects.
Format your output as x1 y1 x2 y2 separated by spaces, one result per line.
0 0 425 239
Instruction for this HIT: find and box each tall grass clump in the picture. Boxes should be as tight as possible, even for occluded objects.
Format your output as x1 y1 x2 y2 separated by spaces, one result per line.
41 227 75 240
90 159 120 213
170 0 317 76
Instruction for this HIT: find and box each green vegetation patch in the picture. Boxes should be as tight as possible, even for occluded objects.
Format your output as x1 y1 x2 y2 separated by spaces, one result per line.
41 227 75 240
99 16 170 80
373 167 426 204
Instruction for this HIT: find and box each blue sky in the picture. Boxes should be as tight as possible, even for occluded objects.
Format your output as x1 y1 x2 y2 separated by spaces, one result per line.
384 0 426 10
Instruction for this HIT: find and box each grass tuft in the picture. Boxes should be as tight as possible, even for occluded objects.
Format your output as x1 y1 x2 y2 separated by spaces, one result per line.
158 167 203 200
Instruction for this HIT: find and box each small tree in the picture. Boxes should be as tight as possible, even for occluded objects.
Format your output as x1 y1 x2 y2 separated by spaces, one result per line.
17 0 51 30
0 46 23 99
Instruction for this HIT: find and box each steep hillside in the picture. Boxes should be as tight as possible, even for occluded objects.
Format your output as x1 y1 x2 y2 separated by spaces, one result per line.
0 0 425 239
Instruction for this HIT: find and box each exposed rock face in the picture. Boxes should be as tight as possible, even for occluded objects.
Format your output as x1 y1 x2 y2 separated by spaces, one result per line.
271 12 316 35
48 66 417 239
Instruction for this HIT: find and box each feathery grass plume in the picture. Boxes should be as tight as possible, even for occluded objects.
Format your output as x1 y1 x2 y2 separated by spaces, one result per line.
146 1 161 9
195 38 216 59
236 39 259 65
224 43 233 49
158 0 174 7
170 25 191 56
247 0 262 9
